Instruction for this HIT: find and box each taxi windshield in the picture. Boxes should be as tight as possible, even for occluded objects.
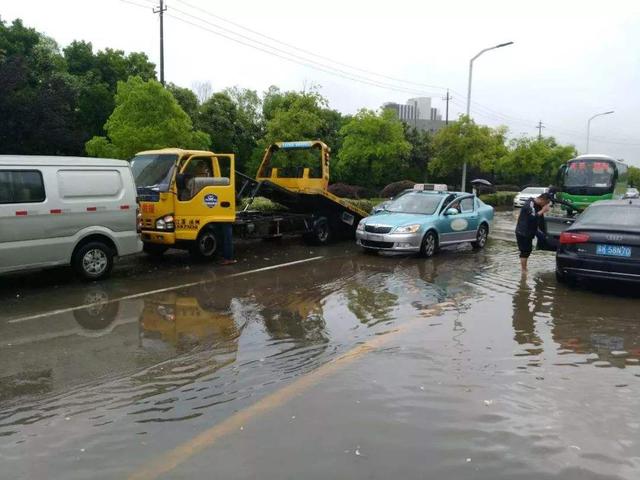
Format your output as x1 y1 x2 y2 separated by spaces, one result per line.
386 192 442 215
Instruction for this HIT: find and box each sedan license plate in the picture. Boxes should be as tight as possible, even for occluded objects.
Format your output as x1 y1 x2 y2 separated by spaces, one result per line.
596 244 631 257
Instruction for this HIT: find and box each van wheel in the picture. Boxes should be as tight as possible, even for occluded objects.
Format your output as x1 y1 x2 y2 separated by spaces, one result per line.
73 242 114 281
420 231 438 258
143 243 168 257
472 224 489 250
190 227 219 261
303 217 332 245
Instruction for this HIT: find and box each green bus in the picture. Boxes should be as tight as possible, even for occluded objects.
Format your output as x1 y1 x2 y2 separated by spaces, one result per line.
542 155 628 251
558 154 628 211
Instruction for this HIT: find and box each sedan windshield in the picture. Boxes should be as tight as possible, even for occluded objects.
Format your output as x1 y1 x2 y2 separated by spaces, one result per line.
386 193 442 215
578 205 640 228
131 154 177 191
522 187 545 194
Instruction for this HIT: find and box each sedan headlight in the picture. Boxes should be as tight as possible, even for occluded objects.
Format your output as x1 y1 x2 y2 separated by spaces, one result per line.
356 221 365 231
393 224 421 234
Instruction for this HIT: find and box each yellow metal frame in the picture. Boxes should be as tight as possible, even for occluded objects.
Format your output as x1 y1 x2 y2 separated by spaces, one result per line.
256 141 330 193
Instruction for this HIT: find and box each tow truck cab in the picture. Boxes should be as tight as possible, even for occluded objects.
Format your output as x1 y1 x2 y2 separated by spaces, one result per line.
132 148 236 258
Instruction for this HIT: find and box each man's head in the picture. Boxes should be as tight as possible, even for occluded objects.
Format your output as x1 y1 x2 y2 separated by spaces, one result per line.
195 163 211 177
535 193 552 206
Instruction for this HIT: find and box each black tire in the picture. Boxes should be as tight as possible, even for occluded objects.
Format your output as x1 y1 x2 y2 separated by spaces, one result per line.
472 223 489 250
143 243 168 257
72 241 114 281
555 267 576 286
420 231 438 258
190 227 219 261
303 217 332 245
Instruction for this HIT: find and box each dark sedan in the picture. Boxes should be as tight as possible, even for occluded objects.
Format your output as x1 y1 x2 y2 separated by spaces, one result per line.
556 199 640 284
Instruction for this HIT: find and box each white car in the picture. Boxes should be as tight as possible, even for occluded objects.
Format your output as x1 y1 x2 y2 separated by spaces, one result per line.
513 187 549 208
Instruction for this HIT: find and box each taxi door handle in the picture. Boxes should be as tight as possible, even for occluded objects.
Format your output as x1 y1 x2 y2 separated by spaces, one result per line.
221 202 231 208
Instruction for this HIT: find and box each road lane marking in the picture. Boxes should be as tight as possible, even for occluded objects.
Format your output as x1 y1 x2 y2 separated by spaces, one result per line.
127 301 454 480
7 256 324 324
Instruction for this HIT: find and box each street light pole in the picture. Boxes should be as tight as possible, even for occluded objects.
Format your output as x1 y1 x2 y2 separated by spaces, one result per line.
461 41 514 192
586 110 614 153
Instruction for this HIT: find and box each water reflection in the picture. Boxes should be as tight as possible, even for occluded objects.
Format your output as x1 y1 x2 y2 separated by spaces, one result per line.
512 275 542 348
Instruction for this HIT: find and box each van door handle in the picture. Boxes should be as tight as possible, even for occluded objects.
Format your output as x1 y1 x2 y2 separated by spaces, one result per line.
221 201 231 208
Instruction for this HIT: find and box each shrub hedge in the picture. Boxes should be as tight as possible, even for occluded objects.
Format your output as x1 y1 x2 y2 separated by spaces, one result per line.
479 191 517 207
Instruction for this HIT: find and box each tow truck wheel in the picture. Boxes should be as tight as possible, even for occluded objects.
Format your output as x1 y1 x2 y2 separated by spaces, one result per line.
143 243 168 257
303 217 332 245
190 227 219 261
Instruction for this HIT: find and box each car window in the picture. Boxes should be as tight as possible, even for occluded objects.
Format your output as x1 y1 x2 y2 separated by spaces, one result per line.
522 187 544 194
460 197 474 213
0 170 46 204
578 205 640 228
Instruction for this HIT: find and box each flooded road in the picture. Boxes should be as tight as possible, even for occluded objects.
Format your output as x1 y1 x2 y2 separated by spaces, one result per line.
0 237 639 479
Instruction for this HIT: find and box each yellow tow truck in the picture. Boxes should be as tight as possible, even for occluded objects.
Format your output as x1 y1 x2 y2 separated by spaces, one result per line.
133 141 368 259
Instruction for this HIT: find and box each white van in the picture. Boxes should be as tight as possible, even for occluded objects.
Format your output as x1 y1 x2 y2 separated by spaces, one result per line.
0 156 142 280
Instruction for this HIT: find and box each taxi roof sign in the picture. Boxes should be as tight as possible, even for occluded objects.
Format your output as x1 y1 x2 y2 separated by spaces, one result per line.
413 183 448 192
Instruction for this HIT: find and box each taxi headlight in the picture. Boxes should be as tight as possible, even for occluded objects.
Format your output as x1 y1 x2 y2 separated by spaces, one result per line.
393 224 421 234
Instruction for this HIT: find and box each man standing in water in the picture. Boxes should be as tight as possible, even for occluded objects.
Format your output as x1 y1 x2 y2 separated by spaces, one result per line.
515 193 552 271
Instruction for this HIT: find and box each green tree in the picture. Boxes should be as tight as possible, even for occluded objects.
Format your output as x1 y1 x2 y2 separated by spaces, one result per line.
334 109 411 188
404 125 433 182
167 82 199 125
428 115 507 185
628 166 640 187
496 136 577 186
246 87 331 174
0 18 83 155
197 92 239 154
86 76 209 159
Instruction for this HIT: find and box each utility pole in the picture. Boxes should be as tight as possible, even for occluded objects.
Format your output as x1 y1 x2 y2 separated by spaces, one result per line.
153 0 167 85
442 89 452 125
536 120 545 140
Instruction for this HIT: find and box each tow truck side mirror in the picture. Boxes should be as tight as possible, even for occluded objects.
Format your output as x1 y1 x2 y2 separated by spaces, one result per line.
176 173 187 190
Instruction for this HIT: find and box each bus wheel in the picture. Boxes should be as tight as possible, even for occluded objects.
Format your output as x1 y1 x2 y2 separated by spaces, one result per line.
143 243 168 257
190 227 219 261
303 217 331 245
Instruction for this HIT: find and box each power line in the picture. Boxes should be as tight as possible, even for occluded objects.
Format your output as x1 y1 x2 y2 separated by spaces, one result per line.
165 8 446 98
173 0 451 92
117 1 640 148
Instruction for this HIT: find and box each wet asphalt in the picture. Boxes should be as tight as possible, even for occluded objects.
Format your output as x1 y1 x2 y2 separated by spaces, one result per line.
1 214 639 479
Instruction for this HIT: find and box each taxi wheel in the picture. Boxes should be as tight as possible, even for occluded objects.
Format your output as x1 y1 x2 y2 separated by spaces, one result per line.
190 227 219 261
420 231 438 258
472 224 489 250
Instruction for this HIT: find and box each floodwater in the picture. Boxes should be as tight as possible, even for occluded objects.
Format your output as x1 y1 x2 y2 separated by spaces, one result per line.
0 237 638 479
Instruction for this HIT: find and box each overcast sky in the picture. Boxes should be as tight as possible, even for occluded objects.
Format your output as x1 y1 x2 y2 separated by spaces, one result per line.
3 0 639 164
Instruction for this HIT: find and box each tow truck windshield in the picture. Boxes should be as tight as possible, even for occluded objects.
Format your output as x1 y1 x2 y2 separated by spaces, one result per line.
131 154 177 192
